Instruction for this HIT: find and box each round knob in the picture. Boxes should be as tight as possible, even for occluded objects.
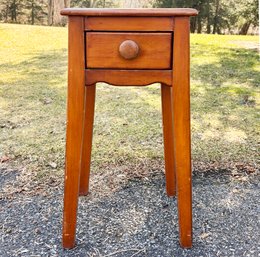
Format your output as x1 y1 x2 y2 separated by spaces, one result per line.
119 40 139 60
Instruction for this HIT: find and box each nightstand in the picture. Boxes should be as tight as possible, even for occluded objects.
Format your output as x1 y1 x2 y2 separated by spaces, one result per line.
61 8 198 249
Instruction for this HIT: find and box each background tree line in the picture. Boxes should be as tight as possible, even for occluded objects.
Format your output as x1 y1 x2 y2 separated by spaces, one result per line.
154 0 259 35
0 0 258 34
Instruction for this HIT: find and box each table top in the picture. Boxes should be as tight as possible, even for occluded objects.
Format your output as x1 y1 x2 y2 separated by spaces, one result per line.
61 8 198 17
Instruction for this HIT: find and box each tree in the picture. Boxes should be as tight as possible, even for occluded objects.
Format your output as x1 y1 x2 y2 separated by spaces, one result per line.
48 0 70 26
0 0 24 22
206 0 211 33
153 0 202 33
153 0 259 34
238 0 259 35
212 0 220 34
25 0 47 25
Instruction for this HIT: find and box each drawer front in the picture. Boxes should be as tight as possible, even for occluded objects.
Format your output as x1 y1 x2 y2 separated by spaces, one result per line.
85 17 174 31
86 32 172 70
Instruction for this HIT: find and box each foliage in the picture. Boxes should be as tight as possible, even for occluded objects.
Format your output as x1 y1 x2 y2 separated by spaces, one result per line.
0 0 47 25
0 0 24 22
24 0 47 25
153 0 259 34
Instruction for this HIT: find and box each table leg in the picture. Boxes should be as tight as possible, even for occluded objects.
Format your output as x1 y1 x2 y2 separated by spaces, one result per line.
62 16 85 249
161 84 176 197
79 84 96 196
172 17 192 248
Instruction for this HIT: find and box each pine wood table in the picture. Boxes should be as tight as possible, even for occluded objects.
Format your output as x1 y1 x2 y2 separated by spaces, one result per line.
61 8 198 249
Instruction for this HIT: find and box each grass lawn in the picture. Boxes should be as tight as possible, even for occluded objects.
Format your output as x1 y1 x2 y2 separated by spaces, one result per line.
0 23 259 182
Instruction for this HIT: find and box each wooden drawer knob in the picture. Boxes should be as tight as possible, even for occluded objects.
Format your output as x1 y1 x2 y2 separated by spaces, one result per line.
119 40 139 60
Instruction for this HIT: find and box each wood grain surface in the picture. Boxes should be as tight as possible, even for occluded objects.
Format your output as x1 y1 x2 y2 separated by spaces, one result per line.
172 17 192 248
161 84 176 197
86 32 172 69
79 84 96 196
85 69 172 86
61 8 198 17
85 17 174 31
62 16 85 249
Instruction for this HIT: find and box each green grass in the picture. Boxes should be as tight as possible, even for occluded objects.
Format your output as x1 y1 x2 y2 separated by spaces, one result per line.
0 23 259 179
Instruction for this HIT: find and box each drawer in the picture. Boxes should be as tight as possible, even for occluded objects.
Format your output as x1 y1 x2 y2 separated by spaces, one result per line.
86 32 172 70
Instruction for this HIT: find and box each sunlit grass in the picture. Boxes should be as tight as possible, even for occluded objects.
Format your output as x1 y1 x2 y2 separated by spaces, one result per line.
0 23 259 179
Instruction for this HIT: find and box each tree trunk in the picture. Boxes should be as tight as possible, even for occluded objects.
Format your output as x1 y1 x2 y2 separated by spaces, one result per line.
5 4 9 22
206 0 211 33
31 1 35 25
122 0 142 8
197 15 202 33
48 0 53 25
190 17 196 33
48 0 70 26
120 0 152 8
239 22 251 35
213 0 220 34
11 0 17 22
90 0 98 7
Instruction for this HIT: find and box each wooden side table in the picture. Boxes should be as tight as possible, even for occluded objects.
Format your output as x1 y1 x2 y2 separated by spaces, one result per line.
61 8 198 249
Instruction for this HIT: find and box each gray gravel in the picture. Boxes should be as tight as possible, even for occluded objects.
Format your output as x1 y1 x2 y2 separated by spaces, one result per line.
0 168 259 257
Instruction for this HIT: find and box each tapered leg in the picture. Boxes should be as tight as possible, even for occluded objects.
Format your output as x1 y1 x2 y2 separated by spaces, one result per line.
63 17 85 249
172 17 192 248
79 84 96 196
161 84 176 197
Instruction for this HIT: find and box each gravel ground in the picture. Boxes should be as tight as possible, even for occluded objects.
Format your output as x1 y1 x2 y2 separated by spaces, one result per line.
0 167 259 257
